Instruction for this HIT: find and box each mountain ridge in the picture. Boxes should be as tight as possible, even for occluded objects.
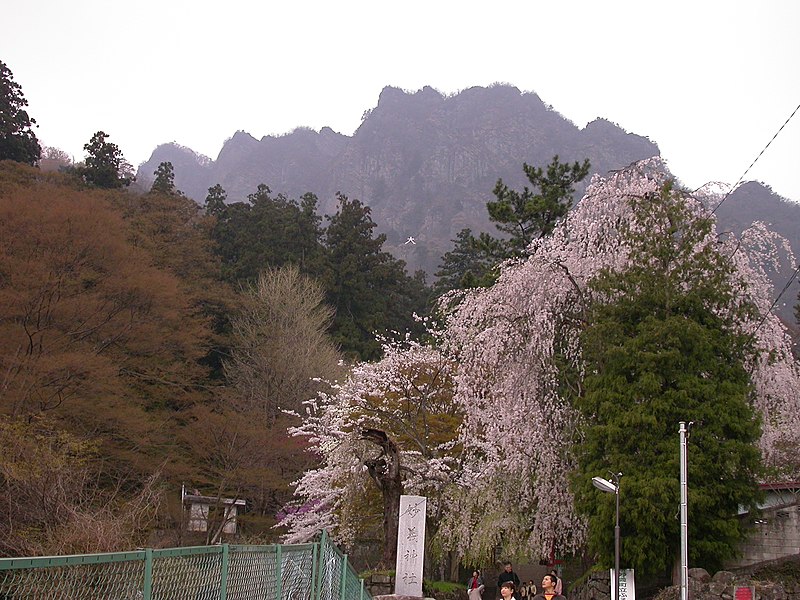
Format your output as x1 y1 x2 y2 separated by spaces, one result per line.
136 84 798 323
138 85 662 275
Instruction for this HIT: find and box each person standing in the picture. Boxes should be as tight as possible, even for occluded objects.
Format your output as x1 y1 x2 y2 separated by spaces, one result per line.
467 570 485 600
548 571 562 596
531 574 565 600
497 563 520 600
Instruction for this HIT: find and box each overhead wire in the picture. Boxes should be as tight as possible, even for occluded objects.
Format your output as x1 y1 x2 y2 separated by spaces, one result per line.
751 264 800 336
711 101 800 215
706 101 800 337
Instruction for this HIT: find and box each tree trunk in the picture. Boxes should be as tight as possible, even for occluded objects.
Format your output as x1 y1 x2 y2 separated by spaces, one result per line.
672 548 681 587
449 550 460 582
361 428 404 569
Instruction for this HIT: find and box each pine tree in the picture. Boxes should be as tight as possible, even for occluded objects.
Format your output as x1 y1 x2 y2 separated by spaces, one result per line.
488 155 590 255
435 156 591 293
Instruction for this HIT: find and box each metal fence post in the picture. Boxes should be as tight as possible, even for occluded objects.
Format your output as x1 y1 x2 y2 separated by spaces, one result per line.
276 544 283 600
340 555 348 600
220 544 230 600
143 548 153 600
311 540 319 600
317 531 328 600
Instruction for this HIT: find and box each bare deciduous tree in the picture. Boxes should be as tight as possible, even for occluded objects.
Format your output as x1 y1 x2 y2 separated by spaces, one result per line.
225 265 344 423
0 417 164 556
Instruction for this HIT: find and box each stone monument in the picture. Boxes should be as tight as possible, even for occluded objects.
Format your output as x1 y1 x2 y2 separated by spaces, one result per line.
394 495 427 597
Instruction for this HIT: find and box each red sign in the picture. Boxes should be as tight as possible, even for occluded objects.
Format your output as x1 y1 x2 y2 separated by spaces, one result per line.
735 587 754 600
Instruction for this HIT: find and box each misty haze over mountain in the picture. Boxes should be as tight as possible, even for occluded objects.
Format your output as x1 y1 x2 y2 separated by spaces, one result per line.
137 84 799 320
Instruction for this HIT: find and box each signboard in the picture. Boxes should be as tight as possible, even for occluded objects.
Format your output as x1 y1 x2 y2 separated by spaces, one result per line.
394 495 427 597
735 586 754 600
611 569 636 600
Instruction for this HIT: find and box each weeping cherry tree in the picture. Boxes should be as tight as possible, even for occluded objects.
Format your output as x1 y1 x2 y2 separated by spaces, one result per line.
436 158 799 569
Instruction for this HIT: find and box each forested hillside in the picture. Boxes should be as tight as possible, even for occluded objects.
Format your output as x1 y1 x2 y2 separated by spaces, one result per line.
0 160 428 556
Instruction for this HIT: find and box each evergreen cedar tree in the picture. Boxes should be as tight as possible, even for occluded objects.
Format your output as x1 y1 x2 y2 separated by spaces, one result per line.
0 60 41 165
280 158 799 579
574 184 762 576
79 131 135 189
150 161 182 196
206 185 428 361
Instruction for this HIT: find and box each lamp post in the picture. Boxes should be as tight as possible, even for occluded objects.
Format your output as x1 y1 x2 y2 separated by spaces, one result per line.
592 473 622 600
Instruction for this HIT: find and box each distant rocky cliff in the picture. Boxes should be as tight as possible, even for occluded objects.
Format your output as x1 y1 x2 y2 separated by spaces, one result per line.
137 85 799 321
137 85 660 275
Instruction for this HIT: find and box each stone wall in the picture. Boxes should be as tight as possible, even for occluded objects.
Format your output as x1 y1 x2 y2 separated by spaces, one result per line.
569 567 800 600
367 573 396 597
365 556 800 600
569 570 614 600
654 568 800 600
726 504 800 569
366 573 468 600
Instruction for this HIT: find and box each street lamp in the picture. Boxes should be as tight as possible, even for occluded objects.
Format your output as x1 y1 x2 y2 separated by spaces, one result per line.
592 473 622 600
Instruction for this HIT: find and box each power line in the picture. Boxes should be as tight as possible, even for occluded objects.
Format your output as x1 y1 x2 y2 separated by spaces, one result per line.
751 263 799 335
712 101 800 214
701 102 800 339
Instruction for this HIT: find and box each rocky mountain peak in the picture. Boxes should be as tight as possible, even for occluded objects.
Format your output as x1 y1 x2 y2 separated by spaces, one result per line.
136 85 661 274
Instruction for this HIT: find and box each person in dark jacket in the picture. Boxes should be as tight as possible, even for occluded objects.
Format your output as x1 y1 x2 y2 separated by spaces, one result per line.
497 563 520 599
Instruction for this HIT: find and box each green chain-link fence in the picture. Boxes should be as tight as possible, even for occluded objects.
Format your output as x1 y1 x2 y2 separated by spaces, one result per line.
0 531 369 600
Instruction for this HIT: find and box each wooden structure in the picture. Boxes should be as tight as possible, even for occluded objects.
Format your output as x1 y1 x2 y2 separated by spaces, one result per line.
182 486 246 536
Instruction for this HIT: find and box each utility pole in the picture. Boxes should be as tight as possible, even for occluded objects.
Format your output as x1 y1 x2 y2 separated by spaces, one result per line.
679 422 691 600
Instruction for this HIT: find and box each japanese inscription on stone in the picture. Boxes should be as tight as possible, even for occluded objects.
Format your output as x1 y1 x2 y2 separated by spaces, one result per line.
394 495 426 597
611 569 636 600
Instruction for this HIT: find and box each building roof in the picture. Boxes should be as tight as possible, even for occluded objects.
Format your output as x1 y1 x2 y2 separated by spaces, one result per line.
183 494 246 507
759 482 800 491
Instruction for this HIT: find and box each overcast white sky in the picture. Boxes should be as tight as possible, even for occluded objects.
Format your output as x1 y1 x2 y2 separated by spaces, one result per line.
3 0 799 201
